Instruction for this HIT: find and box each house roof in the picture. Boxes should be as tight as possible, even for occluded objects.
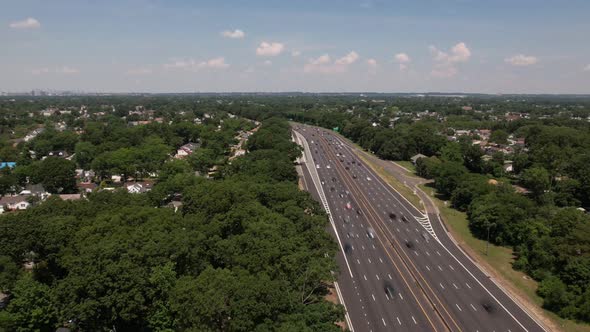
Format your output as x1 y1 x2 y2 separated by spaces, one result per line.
0 195 30 205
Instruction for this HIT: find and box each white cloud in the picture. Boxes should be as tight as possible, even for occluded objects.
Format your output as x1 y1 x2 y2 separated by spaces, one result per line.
395 53 411 63
304 51 360 74
335 51 359 65
126 68 153 75
31 66 79 75
584 64 590 72
367 58 377 67
291 50 301 57
199 57 229 69
164 57 229 71
429 42 471 77
9 17 40 29
504 54 538 66
221 29 245 39
256 42 285 56
263 60 272 66
309 54 331 65
394 53 411 70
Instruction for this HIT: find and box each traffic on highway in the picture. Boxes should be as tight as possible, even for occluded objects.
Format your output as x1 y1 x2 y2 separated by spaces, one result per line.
293 124 546 332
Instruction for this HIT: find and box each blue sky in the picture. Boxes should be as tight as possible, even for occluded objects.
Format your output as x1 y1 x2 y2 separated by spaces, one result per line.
2 0 590 93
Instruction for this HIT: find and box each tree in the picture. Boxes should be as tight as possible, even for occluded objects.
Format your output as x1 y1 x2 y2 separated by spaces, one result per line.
490 130 509 145
36 157 77 194
522 166 551 200
2 274 57 332
0 255 20 292
74 141 97 169
432 161 468 197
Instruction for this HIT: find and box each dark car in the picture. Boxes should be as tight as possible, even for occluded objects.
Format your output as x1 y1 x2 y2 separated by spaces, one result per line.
389 212 397 219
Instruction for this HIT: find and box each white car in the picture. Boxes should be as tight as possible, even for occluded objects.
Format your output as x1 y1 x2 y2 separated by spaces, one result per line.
366 177 372 181
326 165 331 169
316 164 320 169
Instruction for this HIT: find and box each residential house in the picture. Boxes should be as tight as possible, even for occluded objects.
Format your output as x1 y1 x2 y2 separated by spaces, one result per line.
0 196 31 211
77 182 97 194
175 142 200 159
47 151 69 158
125 181 153 194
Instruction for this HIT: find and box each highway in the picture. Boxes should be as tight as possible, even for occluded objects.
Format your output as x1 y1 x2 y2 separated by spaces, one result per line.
292 124 547 332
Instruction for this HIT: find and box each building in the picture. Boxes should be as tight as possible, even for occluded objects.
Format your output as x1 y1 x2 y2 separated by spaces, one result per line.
0 196 31 211
175 142 200 159
125 181 153 194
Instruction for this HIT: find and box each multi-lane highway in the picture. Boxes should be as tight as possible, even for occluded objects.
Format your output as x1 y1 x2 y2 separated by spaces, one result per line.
292 124 547 332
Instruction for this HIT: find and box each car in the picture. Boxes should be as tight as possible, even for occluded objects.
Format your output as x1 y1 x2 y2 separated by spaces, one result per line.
366 177 371 181
330 187 335 192
405 240 414 249
352 174 357 179
345 166 350 170
346 202 352 209
366 227 376 239
401 215 408 223
384 283 395 299
344 216 351 223
356 209 362 215
421 232 429 240
339 193 344 198
327 165 331 169
316 164 320 169
389 212 397 219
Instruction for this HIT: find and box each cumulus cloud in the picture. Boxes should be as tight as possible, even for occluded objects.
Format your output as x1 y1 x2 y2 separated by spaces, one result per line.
291 50 301 57
309 54 331 66
256 42 285 56
221 29 245 39
304 51 360 74
335 51 359 65
394 53 411 70
429 42 471 77
164 57 229 71
367 58 377 67
9 17 40 29
505 54 538 66
31 66 79 75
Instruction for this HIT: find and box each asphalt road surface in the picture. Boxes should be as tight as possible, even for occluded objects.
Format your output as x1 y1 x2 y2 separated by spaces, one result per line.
293 124 546 332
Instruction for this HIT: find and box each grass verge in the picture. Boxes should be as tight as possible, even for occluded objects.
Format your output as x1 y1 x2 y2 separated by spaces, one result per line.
394 160 416 174
419 183 590 332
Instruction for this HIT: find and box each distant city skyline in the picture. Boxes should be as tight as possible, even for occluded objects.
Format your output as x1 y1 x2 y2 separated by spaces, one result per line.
2 0 590 93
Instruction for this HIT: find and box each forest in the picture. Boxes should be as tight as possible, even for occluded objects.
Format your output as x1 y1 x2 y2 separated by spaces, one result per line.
0 117 343 331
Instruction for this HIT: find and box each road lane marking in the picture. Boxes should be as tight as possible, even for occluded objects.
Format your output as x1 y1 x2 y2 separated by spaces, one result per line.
453 283 459 289
466 282 471 289
412 316 417 324
388 274 392 279
439 283 445 289
471 303 478 311
456 304 462 312
371 294 376 301
397 317 402 325
425 265 430 271
399 292 404 300
376 274 380 280
382 318 387 327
